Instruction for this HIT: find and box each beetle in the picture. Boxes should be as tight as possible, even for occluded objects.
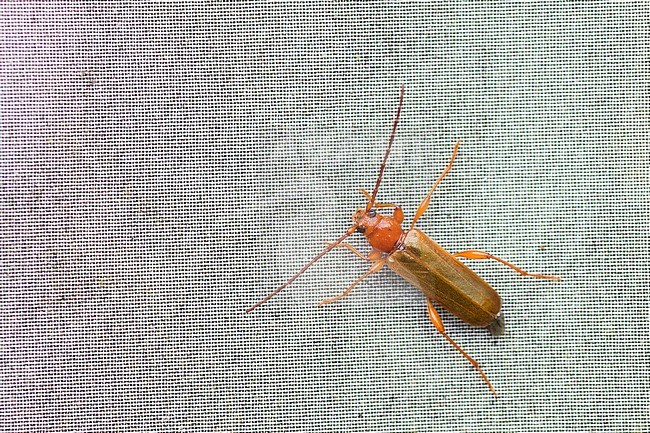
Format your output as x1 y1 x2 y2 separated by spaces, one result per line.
246 85 559 395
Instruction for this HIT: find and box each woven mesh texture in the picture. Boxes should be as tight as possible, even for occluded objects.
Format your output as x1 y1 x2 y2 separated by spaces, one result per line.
2 3 648 432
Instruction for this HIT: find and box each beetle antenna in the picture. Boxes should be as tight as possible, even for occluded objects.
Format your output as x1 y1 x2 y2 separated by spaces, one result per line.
246 225 357 313
366 84 405 212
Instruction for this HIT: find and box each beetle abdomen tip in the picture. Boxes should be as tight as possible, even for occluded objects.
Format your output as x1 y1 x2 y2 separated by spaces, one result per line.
487 311 505 336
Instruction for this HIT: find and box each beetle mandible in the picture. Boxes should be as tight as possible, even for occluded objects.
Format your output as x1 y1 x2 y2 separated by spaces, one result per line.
247 85 559 395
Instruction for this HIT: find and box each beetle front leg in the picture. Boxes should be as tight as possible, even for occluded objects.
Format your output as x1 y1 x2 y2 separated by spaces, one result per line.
453 250 561 281
392 206 404 224
318 259 385 307
323 242 383 262
359 189 398 208
425 298 497 396
409 140 461 230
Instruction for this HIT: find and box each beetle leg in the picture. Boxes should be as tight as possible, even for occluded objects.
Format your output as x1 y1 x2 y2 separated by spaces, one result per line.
453 250 561 281
359 189 404 224
323 242 383 262
392 206 404 224
318 259 385 306
409 140 461 230
359 189 399 208
425 298 497 396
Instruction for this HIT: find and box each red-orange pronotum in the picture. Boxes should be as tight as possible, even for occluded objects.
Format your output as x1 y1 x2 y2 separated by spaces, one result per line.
247 85 559 395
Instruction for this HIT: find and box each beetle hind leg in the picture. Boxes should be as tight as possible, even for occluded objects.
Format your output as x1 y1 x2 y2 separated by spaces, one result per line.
425 298 497 396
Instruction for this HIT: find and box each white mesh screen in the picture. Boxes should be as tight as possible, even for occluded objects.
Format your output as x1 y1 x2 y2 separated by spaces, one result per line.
2 3 648 431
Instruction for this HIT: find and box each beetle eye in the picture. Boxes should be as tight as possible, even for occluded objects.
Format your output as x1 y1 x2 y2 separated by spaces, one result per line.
356 226 366 234
368 209 377 218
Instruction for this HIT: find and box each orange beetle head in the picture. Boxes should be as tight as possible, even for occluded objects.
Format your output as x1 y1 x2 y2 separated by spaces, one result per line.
352 208 380 235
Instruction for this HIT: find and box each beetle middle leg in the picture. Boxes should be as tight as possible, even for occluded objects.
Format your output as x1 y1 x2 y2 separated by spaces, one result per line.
453 250 561 281
425 298 497 396
318 259 385 307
